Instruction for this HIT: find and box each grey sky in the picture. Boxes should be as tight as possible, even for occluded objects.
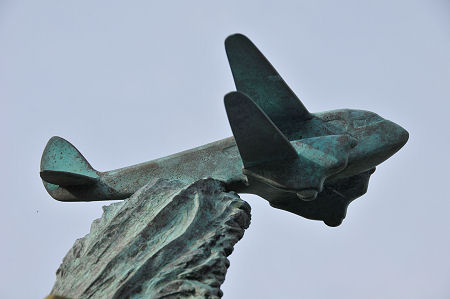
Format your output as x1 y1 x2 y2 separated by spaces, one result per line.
1 0 449 298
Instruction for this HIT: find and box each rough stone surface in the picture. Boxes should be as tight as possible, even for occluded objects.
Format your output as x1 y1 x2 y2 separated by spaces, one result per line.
50 178 251 299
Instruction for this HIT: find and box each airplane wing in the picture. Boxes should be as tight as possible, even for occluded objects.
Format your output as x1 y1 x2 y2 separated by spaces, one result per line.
225 92 356 193
224 91 298 168
225 34 311 136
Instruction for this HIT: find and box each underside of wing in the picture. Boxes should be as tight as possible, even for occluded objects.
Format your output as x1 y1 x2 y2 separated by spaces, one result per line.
224 91 298 168
268 168 375 226
225 33 311 135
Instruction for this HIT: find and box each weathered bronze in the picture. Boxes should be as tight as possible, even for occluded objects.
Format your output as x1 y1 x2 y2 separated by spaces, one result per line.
49 178 251 298
40 34 408 226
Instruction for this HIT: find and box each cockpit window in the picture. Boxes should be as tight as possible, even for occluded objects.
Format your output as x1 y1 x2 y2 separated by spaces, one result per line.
352 113 384 128
326 120 347 128
316 110 350 134
353 119 369 128
318 110 385 132
323 119 348 134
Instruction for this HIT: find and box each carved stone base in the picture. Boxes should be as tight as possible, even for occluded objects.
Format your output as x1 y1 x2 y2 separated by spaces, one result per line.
50 178 251 298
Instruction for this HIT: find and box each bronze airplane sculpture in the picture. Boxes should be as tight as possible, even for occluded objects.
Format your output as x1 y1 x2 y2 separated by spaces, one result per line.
40 34 408 226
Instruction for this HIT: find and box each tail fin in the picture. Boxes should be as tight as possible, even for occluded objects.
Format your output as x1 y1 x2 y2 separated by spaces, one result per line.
40 136 99 186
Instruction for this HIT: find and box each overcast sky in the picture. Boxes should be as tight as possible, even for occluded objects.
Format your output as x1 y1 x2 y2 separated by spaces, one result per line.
1 1 449 298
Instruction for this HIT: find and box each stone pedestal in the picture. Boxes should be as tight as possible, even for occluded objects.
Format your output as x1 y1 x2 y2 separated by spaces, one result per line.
49 178 251 298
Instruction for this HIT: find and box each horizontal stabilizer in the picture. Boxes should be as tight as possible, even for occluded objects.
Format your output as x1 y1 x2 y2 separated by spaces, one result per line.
224 91 298 168
225 34 311 133
40 136 99 186
40 170 98 186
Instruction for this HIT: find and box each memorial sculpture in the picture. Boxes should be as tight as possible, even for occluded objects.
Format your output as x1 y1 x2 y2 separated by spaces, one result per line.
41 33 408 226
41 34 408 298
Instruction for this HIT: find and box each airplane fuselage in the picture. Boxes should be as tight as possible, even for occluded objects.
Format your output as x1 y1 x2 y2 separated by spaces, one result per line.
40 34 408 227
43 109 408 209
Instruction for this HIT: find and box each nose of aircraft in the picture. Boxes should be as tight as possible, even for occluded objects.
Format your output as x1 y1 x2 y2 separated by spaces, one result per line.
346 119 409 174
385 120 409 153
365 119 409 167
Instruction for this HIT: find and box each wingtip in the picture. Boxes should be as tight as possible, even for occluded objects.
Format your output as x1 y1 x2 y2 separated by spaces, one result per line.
225 33 247 40
224 91 256 114
224 91 241 104
225 33 250 47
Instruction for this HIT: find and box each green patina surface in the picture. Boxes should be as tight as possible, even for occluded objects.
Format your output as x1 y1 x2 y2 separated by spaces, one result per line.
40 34 408 227
49 178 251 299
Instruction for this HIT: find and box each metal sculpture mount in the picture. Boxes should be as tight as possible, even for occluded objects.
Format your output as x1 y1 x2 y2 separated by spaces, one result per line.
40 33 408 227
48 178 251 298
